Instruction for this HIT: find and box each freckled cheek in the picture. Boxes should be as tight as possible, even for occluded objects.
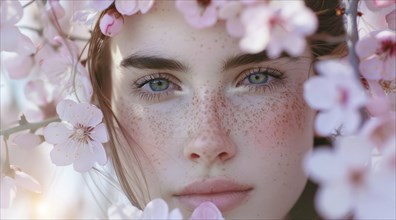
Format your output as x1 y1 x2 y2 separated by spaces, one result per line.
238 97 313 150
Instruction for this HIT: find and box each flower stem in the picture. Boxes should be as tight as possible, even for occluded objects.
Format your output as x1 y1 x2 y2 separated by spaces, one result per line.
0 116 60 138
2 136 12 175
344 0 360 78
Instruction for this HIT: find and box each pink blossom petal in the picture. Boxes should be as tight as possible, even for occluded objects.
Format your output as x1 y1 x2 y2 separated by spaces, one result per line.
0 176 16 209
107 202 143 219
218 1 242 19
50 140 76 166
225 18 245 37
4 54 33 79
359 57 384 80
303 148 347 183
175 1 200 15
316 184 353 220
89 0 114 11
43 122 73 144
184 6 218 29
14 171 41 193
282 33 306 58
190 202 224 220
91 123 109 143
356 37 380 59
72 102 104 127
315 108 343 136
304 77 338 110
383 58 396 80
15 32 36 55
142 198 169 219
316 60 354 77
386 9 396 30
73 142 96 172
341 109 361 135
337 136 372 167
115 0 138 16
99 9 124 37
1 0 23 25
11 132 43 150
1 26 20 53
91 141 107 166
138 0 155 14
24 80 50 106
168 208 183 219
56 99 78 124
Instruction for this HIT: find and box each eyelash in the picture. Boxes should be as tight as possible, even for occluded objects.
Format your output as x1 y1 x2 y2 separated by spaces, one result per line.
130 67 286 101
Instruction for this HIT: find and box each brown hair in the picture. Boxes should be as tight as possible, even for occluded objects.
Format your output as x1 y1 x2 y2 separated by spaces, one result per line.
86 0 346 217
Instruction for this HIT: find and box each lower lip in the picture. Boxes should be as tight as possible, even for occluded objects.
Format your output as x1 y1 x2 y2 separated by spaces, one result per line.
175 189 252 212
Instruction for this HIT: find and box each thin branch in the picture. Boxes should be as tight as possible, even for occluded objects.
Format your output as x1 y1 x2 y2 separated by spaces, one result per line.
344 0 360 78
0 116 60 138
22 0 35 8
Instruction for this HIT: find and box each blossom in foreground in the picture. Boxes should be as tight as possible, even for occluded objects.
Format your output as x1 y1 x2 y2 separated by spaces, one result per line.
364 0 395 11
303 136 395 219
239 1 317 57
108 198 183 219
190 202 224 220
176 0 223 29
356 29 396 81
89 0 154 16
43 99 108 172
1 165 41 209
0 0 36 55
100 9 125 37
304 60 366 136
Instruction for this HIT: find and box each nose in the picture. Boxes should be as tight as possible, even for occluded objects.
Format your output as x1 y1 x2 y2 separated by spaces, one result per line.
184 94 237 164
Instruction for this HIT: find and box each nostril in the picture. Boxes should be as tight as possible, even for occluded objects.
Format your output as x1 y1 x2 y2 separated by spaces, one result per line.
190 153 200 160
218 152 229 161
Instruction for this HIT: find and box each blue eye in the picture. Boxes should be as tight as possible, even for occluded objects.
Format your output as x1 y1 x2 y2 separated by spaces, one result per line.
247 72 268 84
148 79 170 91
131 73 181 101
236 67 286 92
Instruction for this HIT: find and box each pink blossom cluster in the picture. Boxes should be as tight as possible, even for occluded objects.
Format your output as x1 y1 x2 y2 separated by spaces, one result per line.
302 1 395 219
0 0 395 219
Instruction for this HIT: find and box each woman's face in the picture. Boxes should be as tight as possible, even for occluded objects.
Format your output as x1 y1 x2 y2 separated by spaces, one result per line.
109 1 315 219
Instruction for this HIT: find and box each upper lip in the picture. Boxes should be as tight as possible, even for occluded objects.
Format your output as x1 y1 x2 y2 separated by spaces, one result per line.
175 177 253 196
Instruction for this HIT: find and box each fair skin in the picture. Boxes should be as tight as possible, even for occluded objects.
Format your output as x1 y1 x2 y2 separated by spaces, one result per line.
109 1 315 219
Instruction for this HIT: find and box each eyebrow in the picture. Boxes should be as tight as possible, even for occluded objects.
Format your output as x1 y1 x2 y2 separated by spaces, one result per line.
120 51 288 72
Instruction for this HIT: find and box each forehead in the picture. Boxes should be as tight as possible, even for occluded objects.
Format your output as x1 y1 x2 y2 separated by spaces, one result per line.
110 1 242 65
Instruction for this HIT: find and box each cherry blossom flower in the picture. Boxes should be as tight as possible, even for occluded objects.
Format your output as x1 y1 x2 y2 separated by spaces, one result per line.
176 0 224 29
190 202 224 220
107 198 183 219
304 60 366 136
43 99 108 172
218 1 247 37
303 136 394 219
1 165 41 209
39 37 93 101
89 0 155 16
0 0 36 55
99 9 124 37
239 1 317 57
356 29 396 81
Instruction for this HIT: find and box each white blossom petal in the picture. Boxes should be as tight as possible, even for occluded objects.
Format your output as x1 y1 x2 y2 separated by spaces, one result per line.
142 198 169 219
91 123 109 143
43 122 72 144
316 184 353 220
14 171 41 193
0 176 16 209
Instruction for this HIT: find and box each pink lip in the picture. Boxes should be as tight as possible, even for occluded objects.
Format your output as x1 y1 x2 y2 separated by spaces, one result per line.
174 178 253 212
